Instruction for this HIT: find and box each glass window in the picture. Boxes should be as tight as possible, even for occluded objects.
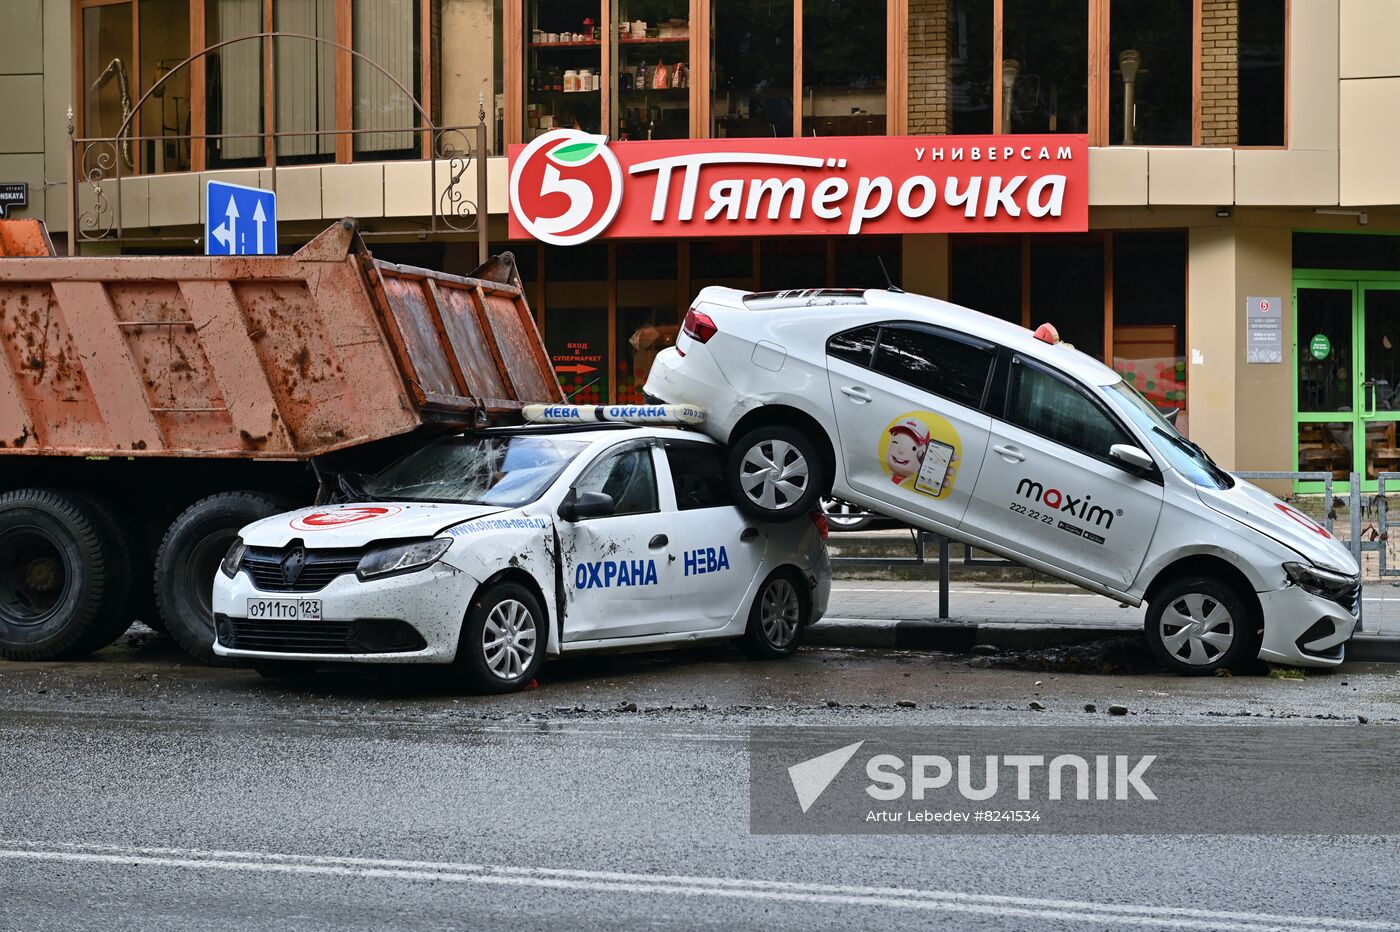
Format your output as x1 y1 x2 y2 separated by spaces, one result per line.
690 239 755 291
712 0 793 138
760 238 827 291
1105 381 1229 489
276 0 336 164
1002 0 1088 134
909 0 993 135
802 0 886 137
835 237 901 289
1109 0 1192 146
1112 231 1188 433
612 0 691 140
206 0 265 168
138 0 192 173
83 2 135 175
664 441 731 510
950 241 1022 324
1294 233 1400 273
1296 287 1354 414
354 0 422 160
1008 359 1131 461
1239 0 1285 146
826 325 879 366
872 325 994 410
1030 239 1103 361
617 242 681 404
364 434 589 505
525 0 603 140
576 446 659 515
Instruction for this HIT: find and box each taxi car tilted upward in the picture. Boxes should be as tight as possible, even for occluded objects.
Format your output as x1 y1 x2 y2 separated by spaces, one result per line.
212 425 830 691
644 286 1361 674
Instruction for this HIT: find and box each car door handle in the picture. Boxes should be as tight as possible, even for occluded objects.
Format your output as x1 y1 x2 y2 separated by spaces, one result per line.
740 527 760 542
992 444 1026 463
840 385 872 403
649 534 668 549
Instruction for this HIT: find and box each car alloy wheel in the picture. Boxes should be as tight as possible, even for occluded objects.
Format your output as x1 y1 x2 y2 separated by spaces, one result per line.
1158 592 1235 666
760 577 801 649
482 598 538 680
821 499 872 531
740 439 810 511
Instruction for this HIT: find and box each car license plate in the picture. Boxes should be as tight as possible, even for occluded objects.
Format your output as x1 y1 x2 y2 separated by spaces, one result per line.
246 598 322 621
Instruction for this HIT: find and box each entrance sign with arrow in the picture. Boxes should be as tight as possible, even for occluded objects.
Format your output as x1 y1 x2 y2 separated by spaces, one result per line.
204 180 277 256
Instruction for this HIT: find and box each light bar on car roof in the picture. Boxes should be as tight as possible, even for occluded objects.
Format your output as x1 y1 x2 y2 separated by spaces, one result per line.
522 403 706 426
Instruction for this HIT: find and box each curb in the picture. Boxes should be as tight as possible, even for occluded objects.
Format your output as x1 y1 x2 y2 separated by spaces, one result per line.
810 618 1400 662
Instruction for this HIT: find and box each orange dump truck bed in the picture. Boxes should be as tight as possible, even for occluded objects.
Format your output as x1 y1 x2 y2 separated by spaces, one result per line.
0 218 561 458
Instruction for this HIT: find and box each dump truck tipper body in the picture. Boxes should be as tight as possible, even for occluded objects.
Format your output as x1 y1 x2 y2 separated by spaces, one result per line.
0 219 562 662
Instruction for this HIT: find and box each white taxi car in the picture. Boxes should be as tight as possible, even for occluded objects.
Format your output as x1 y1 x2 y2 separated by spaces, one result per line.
211 425 831 692
644 287 1362 674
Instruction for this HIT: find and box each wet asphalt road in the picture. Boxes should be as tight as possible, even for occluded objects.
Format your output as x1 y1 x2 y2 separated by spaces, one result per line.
4 631 1400 931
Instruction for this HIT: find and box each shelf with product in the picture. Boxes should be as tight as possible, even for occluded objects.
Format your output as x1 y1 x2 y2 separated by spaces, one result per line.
525 0 605 139
610 1 690 140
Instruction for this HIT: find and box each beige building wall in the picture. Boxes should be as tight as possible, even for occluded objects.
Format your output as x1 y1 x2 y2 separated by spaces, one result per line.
0 0 52 225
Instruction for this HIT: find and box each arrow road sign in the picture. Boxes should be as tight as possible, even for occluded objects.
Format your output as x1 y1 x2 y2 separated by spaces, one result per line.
204 180 277 256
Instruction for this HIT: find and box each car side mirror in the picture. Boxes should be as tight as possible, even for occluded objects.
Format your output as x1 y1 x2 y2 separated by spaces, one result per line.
1110 443 1156 472
558 488 616 522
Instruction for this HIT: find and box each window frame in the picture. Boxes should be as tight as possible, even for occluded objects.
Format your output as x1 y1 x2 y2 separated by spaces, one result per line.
999 352 1160 481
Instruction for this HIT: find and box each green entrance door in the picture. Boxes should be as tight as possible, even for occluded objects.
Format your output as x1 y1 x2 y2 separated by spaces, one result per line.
1293 279 1400 491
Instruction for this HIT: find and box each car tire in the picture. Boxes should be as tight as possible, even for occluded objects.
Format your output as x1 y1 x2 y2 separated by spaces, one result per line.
456 581 546 694
154 491 288 666
1144 575 1258 675
821 498 874 532
0 489 113 661
726 426 825 522
253 660 320 681
738 568 809 660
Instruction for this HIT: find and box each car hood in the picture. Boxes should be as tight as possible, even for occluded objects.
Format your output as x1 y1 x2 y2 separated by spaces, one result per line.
1194 479 1358 575
239 502 510 548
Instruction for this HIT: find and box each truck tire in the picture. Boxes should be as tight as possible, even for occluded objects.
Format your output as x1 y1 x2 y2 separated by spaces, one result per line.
155 491 287 665
0 489 112 660
63 492 138 655
726 426 825 522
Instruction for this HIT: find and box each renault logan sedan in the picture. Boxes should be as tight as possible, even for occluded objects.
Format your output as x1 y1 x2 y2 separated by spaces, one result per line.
644 287 1361 674
212 425 830 692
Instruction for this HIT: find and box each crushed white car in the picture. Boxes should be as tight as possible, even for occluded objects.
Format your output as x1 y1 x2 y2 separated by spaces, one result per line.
211 424 830 692
644 286 1361 673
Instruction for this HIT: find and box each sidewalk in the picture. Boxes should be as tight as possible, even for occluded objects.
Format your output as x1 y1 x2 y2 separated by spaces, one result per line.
813 579 1400 661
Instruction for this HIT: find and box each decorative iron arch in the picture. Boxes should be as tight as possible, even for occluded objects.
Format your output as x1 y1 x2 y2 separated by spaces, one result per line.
71 32 486 253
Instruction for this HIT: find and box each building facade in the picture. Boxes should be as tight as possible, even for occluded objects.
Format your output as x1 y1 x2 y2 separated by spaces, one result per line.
4 0 1400 491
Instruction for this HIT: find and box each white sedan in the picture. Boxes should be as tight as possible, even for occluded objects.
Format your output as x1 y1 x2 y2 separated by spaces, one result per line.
211 425 831 692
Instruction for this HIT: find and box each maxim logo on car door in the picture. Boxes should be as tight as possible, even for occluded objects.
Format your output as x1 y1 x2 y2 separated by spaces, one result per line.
1014 477 1123 544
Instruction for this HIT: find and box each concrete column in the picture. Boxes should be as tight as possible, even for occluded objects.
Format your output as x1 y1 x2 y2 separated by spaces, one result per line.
1186 226 1239 468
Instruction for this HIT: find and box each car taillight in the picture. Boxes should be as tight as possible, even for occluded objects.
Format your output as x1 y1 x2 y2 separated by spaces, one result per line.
682 309 718 343
810 510 830 541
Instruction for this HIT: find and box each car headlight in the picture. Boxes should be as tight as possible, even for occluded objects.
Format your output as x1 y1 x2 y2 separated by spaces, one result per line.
220 537 247 578
356 538 452 580
1283 561 1359 606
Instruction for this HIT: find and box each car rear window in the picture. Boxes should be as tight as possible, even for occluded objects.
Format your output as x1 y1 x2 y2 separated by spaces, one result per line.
871 324 994 410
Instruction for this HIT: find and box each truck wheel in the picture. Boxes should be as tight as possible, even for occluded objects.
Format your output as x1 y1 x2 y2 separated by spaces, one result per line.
63 493 137 655
0 489 112 660
455 581 546 694
737 568 809 660
155 492 287 665
726 426 825 522
1144 575 1257 675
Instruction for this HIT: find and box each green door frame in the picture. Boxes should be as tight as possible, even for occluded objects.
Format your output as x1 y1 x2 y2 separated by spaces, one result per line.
1292 269 1400 493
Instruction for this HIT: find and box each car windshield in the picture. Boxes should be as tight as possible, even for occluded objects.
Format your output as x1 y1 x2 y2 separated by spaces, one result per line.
361 434 590 506
1103 382 1234 490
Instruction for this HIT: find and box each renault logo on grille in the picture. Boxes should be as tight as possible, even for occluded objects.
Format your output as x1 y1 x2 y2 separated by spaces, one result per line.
281 546 307 585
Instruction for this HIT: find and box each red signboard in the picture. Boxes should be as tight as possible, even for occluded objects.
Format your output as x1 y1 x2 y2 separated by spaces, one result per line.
508 131 1088 245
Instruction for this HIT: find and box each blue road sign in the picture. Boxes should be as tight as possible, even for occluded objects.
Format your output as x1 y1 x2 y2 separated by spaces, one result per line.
204 180 277 256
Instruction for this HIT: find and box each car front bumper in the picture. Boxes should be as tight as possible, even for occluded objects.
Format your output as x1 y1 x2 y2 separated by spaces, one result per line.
211 562 478 664
1256 584 1359 668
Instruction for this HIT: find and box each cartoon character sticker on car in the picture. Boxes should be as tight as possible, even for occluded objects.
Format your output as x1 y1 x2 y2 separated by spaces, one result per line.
879 413 961 499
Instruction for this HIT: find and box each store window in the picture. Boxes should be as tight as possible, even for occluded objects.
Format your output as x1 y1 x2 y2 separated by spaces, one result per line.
802 0 886 136
617 242 681 404
835 237 901 290
1239 0 1285 146
275 0 336 164
908 0 993 135
760 239 827 290
354 0 423 160
1030 240 1102 360
613 0 692 140
712 0 794 138
544 242 609 404
1112 232 1188 433
82 3 137 173
1002 0 1088 134
691 239 756 292
1108 0 1192 146
950 240 1021 324
525 0 603 140
206 0 265 167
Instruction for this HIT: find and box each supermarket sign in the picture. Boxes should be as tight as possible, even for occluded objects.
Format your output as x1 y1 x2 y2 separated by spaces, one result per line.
508 130 1088 245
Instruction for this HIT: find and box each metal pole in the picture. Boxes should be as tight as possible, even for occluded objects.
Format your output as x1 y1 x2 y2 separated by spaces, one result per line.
66 107 77 256
1350 472 1362 565
938 535 950 620
476 121 489 265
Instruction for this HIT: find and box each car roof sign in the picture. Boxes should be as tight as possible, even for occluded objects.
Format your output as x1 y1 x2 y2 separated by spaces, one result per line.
522 403 706 426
